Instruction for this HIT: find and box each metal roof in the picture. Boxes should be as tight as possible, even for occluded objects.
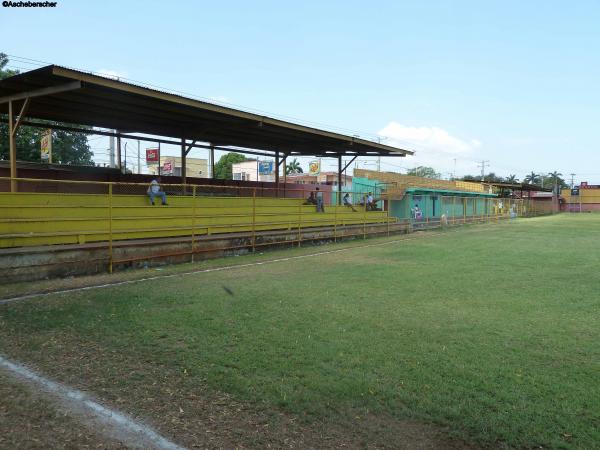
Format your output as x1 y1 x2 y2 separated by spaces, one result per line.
0 65 413 158
481 181 553 192
406 187 497 197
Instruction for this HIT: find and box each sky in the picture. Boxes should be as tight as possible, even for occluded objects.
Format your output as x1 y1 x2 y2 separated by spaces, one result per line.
2 0 600 183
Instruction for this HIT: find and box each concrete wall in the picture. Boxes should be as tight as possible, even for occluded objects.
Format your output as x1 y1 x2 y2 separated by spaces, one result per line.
0 222 408 284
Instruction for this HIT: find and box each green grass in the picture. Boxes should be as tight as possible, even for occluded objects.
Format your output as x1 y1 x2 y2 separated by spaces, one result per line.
2 215 600 449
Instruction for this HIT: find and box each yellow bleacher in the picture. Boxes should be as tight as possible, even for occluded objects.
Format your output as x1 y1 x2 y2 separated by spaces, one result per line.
0 192 394 248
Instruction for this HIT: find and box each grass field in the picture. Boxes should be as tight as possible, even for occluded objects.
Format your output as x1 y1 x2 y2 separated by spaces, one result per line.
1 215 599 449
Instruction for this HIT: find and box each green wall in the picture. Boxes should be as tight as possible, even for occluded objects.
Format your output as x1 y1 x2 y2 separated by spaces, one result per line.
390 191 495 219
347 177 384 208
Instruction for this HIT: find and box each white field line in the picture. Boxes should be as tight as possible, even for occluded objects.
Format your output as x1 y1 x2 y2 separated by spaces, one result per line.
1 226 494 305
0 355 187 450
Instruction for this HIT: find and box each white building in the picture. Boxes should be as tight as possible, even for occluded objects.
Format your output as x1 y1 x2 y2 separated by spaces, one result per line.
232 160 275 182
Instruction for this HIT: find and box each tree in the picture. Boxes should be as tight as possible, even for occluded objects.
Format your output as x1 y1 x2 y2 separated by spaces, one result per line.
0 53 94 165
286 158 303 175
406 166 440 179
505 174 519 183
0 53 18 78
542 171 567 192
482 172 504 183
524 172 540 185
214 152 247 179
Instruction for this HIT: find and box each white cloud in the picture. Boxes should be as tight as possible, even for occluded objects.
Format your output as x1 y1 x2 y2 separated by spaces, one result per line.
379 122 480 154
377 122 482 176
96 69 129 80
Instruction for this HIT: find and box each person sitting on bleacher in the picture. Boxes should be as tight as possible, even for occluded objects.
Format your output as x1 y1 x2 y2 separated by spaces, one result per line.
366 192 375 211
343 193 357 212
147 177 168 206
304 191 317 205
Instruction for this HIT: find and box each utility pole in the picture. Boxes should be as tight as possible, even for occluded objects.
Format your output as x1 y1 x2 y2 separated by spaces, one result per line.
137 140 141 174
477 160 490 181
570 173 576 188
453 158 457 180
109 134 115 168
377 136 387 173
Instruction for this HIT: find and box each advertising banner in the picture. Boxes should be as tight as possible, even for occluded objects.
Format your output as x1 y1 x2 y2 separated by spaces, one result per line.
258 160 274 175
40 129 52 162
146 148 159 164
308 160 321 176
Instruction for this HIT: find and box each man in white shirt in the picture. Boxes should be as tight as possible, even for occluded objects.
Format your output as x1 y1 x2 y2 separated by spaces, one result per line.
366 192 374 211
147 178 168 205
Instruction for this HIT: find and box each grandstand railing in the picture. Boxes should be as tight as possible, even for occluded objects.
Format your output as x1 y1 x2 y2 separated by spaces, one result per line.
0 177 401 272
0 177 556 275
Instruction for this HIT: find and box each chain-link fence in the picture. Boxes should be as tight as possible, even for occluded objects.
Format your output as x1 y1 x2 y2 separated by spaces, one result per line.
0 177 402 272
0 177 557 276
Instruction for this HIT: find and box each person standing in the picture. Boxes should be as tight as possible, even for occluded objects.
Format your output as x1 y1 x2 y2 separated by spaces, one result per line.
315 187 324 212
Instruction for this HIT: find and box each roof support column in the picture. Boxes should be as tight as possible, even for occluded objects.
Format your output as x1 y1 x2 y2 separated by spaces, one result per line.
282 154 287 198
338 155 342 205
8 98 31 193
275 151 280 197
8 100 16 192
158 142 161 176
180 137 187 185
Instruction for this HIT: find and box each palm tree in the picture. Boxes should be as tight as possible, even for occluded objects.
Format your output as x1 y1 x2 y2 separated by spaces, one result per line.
548 171 563 193
286 158 303 175
548 171 562 183
505 174 519 183
524 171 540 185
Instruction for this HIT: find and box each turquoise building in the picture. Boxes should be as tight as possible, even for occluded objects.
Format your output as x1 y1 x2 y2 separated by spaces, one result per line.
390 188 497 220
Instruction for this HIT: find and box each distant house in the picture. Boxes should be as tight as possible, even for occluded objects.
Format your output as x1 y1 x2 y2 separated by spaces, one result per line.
149 156 207 178
285 171 352 189
231 160 275 182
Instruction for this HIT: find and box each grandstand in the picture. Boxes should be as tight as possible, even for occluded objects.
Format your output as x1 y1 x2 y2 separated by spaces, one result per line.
0 65 413 281
0 181 394 248
0 66 557 282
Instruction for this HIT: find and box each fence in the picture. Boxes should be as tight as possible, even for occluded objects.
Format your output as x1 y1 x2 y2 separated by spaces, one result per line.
0 177 557 277
0 177 401 272
396 195 554 231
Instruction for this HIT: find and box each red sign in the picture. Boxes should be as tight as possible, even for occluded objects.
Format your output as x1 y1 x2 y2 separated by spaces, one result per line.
146 148 159 163
163 161 173 174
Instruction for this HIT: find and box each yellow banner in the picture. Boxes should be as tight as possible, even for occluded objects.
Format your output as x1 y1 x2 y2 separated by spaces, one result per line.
41 129 52 163
308 160 320 176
